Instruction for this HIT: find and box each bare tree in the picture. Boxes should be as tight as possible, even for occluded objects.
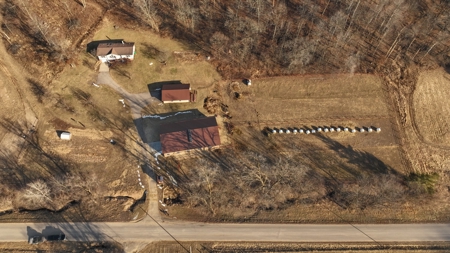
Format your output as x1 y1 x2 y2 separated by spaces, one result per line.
185 160 221 214
135 0 159 32
21 180 52 207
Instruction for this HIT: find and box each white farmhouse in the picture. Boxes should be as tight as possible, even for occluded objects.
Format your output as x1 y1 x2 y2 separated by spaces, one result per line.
96 41 135 63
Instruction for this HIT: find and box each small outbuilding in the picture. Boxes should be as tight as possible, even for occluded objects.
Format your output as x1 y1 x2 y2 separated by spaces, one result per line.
161 83 196 103
60 132 72 140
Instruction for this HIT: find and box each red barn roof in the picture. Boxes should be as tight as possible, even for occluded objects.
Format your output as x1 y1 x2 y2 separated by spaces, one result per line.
161 84 191 102
160 117 220 154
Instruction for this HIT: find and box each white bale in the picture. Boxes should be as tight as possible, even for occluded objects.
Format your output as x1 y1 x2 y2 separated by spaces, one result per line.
344 127 349 132
272 129 277 134
299 129 304 133
336 127 341 132
305 130 310 134
60 132 72 140
317 127 322 132
330 128 335 132
360 128 365 133
324 128 329 132
293 129 298 134
368 128 373 133
286 129 291 134
311 129 316 133
351 129 356 133
376 128 381 132
279 129 284 134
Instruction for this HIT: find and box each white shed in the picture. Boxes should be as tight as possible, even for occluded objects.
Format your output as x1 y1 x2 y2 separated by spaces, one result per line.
60 132 72 140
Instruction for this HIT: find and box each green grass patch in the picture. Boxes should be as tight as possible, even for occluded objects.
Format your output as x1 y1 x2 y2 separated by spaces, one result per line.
407 172 439 194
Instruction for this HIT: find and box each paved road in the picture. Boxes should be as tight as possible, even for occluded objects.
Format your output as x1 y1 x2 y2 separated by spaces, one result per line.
4 222 450 243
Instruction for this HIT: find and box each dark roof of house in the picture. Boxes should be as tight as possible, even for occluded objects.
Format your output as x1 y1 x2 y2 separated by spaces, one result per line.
96 42 135 56
160 117 221 154
161 84 191 101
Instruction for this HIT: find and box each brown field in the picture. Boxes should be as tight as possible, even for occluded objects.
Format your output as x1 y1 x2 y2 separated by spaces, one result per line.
0 241 123 253
412 69 450 146
225 74 404 173
227 74 387 123
140 241 450 253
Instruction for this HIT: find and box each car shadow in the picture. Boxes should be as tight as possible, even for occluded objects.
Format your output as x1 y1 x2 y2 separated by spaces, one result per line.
41 225 64 239
26 226 41 240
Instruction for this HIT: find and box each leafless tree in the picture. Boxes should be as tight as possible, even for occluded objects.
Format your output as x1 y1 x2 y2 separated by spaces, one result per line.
135 0 160 32
210 32 229 58
21 180 52 207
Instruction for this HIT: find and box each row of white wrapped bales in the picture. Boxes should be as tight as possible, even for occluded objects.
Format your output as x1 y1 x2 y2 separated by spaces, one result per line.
270 126 381 134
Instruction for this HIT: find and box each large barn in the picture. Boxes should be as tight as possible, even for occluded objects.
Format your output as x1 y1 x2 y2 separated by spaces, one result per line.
160 117 220 156
96 42 135 63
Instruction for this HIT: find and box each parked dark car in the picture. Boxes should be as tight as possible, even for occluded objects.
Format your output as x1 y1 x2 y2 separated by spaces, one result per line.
46 233 66 241
28 236 44 244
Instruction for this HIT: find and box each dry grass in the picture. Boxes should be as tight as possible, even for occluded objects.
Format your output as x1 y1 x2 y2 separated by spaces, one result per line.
139 241 450 253
413 69 450 146
223 74 404 174
226 74 387 123
0 241 123 252
93 18 221 94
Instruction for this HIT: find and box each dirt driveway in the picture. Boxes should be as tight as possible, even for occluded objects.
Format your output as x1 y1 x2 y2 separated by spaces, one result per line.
97 63 159 119
97 62 162 222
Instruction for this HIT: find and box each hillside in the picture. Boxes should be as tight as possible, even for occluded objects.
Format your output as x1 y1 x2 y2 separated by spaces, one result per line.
0 0 450 222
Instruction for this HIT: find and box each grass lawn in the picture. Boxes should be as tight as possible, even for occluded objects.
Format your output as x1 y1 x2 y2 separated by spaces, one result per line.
92 18 222 94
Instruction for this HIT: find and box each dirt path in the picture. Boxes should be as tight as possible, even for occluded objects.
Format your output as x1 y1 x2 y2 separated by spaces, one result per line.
97 63 158 119
97 63 161 222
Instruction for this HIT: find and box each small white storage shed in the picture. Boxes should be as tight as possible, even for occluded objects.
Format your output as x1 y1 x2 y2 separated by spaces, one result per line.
60 132 72 140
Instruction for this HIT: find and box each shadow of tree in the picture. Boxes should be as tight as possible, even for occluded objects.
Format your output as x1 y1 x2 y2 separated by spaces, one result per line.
315 134 397 175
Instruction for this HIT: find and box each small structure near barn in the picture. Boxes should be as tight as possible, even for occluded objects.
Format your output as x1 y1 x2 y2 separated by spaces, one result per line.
96 41 135 63
161 83 197 103
160 117 221 156
60 132 72 140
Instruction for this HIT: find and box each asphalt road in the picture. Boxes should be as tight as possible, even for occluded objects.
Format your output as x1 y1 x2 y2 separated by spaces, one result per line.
4 221 450 243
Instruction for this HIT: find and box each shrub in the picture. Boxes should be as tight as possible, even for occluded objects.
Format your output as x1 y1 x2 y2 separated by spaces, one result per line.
407 173 439 194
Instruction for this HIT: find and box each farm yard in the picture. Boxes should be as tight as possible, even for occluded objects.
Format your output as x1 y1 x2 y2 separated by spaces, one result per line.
163 73 450 223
